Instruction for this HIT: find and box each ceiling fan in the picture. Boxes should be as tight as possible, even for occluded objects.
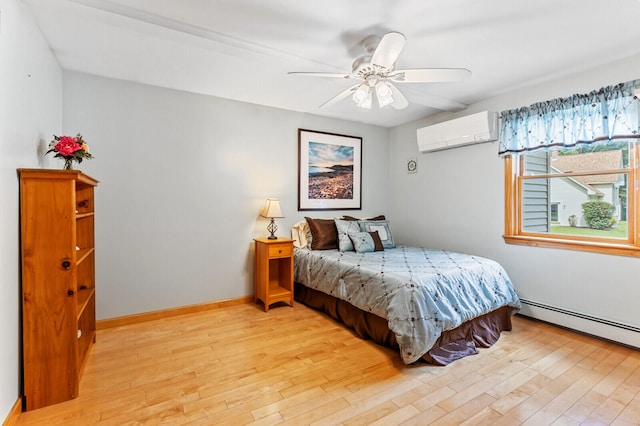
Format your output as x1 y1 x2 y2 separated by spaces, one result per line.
288 32 471 110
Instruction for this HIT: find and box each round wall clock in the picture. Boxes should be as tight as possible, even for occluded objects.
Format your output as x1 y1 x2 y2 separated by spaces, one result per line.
407 158 417 173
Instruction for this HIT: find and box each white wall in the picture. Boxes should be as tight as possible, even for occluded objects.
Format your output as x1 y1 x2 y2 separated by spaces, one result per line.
62 71 389 319
0 0 62 420
389 53 640 346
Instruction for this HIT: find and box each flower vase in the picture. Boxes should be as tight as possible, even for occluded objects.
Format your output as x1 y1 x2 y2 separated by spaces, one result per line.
63 158 73 170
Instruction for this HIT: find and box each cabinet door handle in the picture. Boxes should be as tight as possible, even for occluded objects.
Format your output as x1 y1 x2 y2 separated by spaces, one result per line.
61 260 71 269
67 289 74 296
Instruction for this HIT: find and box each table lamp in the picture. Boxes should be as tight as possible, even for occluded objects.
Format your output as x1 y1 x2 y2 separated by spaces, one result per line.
260 198 284 239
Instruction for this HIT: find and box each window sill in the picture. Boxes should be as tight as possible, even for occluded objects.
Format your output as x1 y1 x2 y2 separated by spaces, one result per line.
503 234 640 257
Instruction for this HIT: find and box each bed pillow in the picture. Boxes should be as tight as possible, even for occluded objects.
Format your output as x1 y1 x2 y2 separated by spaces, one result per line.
349 231 376 253
342 215 386 221
334 219 361 251
358 220 395 248
305 217 338 250
369 230 385 252
291 219 310 248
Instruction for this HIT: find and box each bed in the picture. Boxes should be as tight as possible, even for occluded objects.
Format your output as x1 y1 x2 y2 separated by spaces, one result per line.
292 218 521 365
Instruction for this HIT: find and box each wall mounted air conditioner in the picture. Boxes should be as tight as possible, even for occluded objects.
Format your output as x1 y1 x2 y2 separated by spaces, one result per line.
417 111 498 153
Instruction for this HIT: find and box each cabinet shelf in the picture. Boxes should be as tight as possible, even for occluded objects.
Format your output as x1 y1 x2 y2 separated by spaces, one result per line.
77 247 94 265
76 212 94 220
19 169 98 411
77 287 95 319
268 283 291 298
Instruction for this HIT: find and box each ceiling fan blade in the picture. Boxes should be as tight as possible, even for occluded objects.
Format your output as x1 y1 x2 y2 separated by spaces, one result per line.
388 84 409 110
390 68 471 83
288 71 351 79
319 84 361 109
370 32 406 69
397 85 468 111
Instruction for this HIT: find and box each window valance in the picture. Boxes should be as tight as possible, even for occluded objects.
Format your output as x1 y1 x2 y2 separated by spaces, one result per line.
498 79 640 156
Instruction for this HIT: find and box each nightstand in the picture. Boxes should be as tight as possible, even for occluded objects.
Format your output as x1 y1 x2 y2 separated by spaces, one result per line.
253 238 295 312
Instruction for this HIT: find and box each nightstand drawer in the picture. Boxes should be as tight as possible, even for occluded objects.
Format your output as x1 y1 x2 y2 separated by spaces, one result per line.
268 244 292 258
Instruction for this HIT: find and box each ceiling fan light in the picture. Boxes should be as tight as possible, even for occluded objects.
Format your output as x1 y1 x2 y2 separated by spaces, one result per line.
375 81 394 108
353 85 372 109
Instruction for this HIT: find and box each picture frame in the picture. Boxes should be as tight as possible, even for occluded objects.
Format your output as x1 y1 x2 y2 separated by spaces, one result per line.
298 128 362 211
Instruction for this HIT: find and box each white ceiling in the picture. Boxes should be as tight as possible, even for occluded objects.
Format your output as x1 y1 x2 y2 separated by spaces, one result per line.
25 0 640 127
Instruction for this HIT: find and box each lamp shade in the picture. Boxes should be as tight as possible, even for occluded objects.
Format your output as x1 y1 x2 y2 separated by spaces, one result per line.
352 84 372 109
375 81 394 108
260 198 284 218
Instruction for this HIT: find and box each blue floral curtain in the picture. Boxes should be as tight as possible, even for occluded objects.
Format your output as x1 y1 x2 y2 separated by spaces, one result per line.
498 79 640 156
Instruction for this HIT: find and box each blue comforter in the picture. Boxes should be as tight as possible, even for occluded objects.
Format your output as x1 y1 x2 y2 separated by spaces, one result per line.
294 246 521 364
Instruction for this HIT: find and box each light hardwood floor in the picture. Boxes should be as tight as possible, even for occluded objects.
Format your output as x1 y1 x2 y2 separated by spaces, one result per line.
15 303 640 425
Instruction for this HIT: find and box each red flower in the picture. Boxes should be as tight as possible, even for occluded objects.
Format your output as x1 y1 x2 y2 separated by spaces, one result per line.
55 136 83 157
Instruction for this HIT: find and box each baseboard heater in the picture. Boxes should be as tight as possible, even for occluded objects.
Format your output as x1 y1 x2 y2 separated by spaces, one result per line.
519 298 640 350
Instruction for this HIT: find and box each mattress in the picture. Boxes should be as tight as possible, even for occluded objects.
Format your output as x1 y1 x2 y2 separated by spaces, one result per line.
294 245 521 364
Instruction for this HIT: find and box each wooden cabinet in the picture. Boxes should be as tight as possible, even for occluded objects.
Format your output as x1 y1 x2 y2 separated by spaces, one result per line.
19 169 98 411
253 238 294 312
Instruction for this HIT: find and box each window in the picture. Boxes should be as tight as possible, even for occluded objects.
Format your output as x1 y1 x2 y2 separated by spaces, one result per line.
500 79 640 256
504 142 640 256
550 203 559 223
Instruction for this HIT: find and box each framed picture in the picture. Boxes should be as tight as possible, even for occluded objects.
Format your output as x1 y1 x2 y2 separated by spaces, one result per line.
298 128 362 211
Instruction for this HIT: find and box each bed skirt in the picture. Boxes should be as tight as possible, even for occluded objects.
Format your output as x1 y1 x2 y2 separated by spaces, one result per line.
295 282 514 365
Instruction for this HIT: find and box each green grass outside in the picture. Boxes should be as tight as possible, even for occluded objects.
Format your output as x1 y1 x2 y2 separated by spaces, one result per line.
550 221 628 238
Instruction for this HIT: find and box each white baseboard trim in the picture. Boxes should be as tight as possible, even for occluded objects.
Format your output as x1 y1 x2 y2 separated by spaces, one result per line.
519 298 640 350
